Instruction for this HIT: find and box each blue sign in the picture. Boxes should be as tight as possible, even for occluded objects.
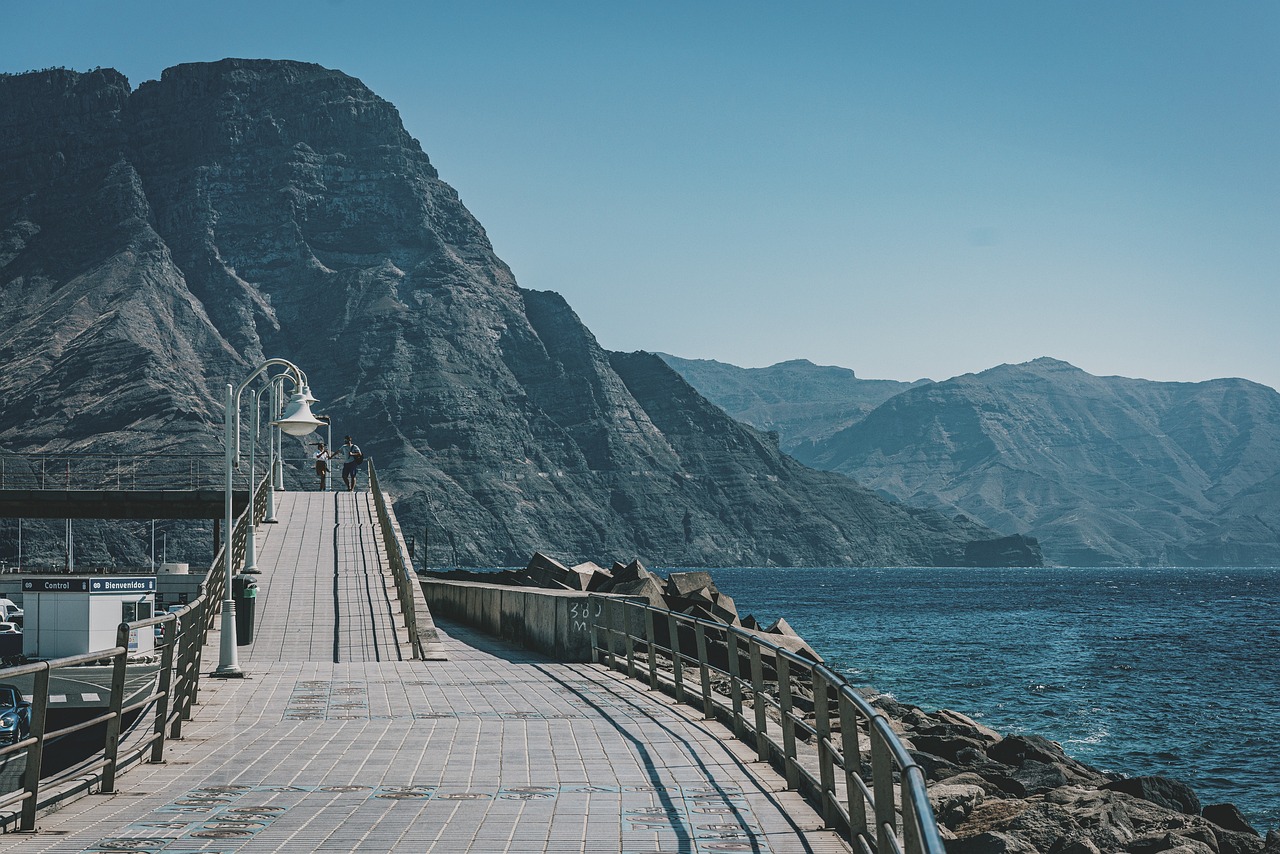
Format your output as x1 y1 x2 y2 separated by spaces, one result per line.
89 578 156 594
23 578 90 593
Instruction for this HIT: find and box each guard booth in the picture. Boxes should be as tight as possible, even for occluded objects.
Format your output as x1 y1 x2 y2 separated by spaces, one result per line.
21 576 156 658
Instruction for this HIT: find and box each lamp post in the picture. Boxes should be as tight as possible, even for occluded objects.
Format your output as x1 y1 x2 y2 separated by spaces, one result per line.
215 358 323 678
241 379 274 573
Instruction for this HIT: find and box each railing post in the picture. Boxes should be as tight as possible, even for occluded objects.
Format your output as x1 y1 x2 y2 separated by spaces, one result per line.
622 602 638 680
188 597 206 713
644 607 659 690
603 598 619 671
590 596 604 665
750 639 768 762
667 612 684 704
872 720 896 854
694 621 714 720
101 624 130 794
814 672 836 827
152 617 176 762
777 654 800 789
840 691 871 843
902 770 923 854
20 665 51 831
726 630 746 740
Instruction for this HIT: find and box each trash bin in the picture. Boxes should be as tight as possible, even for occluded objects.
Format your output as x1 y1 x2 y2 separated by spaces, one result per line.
231 574 258 645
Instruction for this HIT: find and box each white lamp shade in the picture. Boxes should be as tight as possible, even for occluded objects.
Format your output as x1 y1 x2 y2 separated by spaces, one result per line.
274 392 325 436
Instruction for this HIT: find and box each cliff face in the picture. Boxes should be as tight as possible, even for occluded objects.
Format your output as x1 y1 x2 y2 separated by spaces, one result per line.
0 60 1038 568
794 358 1280 566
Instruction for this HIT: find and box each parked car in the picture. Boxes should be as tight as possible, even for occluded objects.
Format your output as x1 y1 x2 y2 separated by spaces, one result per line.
0 622 19 634
0 683 31 745
0 598 22 626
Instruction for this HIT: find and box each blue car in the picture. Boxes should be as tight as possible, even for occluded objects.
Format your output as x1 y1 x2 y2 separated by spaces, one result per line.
0 683 31 745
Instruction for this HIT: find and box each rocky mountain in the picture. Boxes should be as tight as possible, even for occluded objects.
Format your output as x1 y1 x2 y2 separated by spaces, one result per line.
789 358 1280 566
657 355 927 453
0 60 1040 569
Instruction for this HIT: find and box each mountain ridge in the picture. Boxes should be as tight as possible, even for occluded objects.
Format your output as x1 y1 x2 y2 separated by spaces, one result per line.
0 60 1039 568
665 354 1280 566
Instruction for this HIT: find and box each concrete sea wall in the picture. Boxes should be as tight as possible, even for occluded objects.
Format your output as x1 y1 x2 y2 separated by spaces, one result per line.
419 578 639 662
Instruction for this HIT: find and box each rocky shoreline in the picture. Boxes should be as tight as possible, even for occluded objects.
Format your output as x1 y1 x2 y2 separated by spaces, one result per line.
425 556 1272 853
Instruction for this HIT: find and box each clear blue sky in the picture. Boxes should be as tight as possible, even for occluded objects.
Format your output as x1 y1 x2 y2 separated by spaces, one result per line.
5 1 1278 390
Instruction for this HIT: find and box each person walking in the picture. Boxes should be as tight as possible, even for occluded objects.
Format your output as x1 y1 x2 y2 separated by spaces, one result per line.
339 436 364 491
312 443 331 490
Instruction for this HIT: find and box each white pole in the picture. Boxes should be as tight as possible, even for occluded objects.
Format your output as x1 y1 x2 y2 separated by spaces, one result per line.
214 382 242 678
264 381 278 523
151 520 156 573
243 385 260 573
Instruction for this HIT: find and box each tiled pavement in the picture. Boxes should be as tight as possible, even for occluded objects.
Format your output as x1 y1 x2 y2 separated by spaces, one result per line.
0 492 847 853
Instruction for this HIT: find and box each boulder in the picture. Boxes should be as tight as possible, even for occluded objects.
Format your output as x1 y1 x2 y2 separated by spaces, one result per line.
908 750 959 780
910 733 991 764
988 734 1109 788
1053 840 1102 854
987 734 1072 767
1009 759 1071 795
934 708 1003 744
1102 776 1202 816
1126 833 1216 854
666 570 716 597
571 561 613 591
610 559 653 586
609 576 666 608
525 552 575 588
928 782 985 829
928 771 1007 797
764 616 798 637
949 830 1040 853
1203 803 1259 837
708 591 741 624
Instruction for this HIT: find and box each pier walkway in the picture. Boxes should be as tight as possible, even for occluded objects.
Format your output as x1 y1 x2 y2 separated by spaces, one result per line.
1 492 845 853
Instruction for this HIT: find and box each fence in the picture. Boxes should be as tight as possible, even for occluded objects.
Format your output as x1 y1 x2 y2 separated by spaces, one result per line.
367 461 427 659
0 472 270 830
0 454 231 491
590 595 946 854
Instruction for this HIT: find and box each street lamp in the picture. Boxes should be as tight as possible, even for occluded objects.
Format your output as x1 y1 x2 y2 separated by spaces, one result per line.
215 358 323 678
242 376 283 573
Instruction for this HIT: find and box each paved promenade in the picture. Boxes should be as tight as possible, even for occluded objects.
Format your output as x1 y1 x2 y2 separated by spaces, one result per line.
1 491 845 853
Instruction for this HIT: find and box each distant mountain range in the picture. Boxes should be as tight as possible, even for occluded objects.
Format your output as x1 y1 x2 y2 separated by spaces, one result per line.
0 60 1038 569
663 355 1280 566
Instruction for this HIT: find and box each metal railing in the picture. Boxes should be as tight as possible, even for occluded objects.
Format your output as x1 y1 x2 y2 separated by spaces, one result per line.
0 472 271 830
0 453 232 491
367 461 425 659
590 595 946 854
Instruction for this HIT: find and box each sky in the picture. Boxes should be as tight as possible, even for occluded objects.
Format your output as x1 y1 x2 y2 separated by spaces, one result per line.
4 1 1278 390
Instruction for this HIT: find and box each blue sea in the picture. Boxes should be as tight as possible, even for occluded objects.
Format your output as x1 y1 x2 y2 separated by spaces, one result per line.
695 566 1280 832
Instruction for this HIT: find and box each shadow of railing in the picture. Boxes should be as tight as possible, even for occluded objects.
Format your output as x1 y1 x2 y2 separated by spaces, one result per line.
590 595 947 854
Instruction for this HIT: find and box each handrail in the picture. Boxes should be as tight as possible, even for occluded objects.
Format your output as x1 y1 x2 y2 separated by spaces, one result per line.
589 594 946 854
367 461 424 659
0 452 271 491
0 470 272 830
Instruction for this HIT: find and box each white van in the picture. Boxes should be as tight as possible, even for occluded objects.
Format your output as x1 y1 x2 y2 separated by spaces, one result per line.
0 599 23 626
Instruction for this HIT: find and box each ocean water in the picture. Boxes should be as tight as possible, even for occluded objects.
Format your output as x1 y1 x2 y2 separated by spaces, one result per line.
695 566 1280 832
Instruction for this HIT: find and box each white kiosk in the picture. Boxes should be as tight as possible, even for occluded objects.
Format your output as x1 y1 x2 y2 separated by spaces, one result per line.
21 576 156 658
